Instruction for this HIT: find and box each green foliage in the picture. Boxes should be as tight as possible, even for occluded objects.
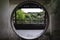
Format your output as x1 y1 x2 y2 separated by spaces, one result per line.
16 9 25 21
15 9 45 24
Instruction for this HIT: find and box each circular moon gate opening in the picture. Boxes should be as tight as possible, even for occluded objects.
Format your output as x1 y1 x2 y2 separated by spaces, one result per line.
11 1 49 40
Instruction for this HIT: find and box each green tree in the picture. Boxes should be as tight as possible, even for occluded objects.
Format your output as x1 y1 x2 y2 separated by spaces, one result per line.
16 9 26 21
